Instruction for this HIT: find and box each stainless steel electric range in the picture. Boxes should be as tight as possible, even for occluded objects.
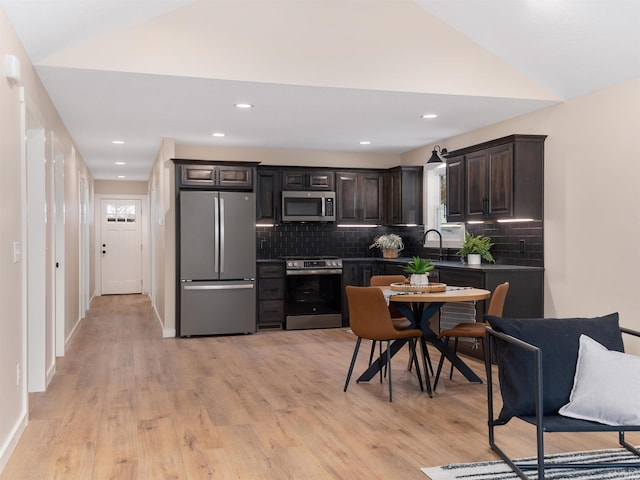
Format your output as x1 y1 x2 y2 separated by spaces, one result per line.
281 256 343 330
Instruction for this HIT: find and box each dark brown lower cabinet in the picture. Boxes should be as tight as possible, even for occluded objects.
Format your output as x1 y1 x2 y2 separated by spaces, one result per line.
257 261 285 330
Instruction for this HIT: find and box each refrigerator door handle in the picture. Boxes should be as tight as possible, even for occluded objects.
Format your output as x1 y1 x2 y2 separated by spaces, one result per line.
214 195 220 273
220 197 225 273
183 284 254 291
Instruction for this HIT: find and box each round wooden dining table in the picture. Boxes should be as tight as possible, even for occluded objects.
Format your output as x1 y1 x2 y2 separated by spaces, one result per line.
357 286 491 397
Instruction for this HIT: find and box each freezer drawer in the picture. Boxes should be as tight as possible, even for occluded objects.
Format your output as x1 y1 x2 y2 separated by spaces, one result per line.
180 281 256 336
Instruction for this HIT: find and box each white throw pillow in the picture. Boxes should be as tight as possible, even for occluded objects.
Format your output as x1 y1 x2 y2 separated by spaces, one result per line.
559 334 640 426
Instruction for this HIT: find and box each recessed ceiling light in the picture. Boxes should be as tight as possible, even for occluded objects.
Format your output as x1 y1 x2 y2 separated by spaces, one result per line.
212 132 226 137
115 161 126 165
421 114 438 119
112 140 125 144
234 103 253 109
117 175 126 179
359 140 371 145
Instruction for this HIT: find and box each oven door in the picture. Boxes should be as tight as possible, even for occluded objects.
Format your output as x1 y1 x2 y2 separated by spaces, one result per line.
284 271 342 329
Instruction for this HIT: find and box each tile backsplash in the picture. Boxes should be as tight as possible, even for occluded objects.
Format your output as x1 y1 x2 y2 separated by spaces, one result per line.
466 221 543 267
256 224 425 259
257 221 543 267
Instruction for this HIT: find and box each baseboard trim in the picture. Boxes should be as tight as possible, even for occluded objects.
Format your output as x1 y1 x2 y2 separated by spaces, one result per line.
152 303 175 338
0 410 27 475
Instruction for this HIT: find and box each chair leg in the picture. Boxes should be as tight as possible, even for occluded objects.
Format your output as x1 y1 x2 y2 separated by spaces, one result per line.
449 337 459 380
410 338 424 392
344 337 362 392
379 341 384 382
387 340 393 402
368 340 385 383
419 337 433 397
433 337 450 392
369 340 376 366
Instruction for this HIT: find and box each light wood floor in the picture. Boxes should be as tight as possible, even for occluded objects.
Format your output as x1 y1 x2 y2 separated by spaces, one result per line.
2 294 635 479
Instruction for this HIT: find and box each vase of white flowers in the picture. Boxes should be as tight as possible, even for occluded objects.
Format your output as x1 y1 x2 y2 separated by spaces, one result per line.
369 234 404 258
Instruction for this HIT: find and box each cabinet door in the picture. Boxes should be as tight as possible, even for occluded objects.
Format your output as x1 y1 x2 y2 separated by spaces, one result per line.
488 143 514 217
388 167 423 225
465 150 489 220
360 171 384 223
336 171 383 224
180 164 216 187
308 171 334 190
281 170 306 190
341 261 379 323
336 172 359 222
281 169 334 190
256 168 280 223
217 165 253 188
446 156 465 222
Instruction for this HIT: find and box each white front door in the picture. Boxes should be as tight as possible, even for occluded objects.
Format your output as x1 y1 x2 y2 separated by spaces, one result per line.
101 199 142 295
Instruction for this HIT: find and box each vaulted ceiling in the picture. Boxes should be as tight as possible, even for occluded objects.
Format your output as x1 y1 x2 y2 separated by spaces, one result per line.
2 0 639 180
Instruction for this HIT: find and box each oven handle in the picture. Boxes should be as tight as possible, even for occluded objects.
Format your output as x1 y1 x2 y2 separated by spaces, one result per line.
286 269 343 276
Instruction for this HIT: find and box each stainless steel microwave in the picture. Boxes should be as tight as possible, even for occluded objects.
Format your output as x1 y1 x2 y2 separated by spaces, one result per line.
281 191 336 222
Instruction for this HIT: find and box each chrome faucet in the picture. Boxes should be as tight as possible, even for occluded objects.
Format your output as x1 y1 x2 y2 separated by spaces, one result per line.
423 228 443 261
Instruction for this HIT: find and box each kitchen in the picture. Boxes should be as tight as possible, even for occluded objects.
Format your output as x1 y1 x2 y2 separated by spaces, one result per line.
175 134 545 338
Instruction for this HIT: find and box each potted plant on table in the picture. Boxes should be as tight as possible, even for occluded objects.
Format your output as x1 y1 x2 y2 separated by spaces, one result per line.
457 232 495 265
403 256 435 286
369 234 404 258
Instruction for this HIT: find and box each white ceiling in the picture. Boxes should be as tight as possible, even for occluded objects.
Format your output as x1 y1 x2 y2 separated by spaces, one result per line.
2 0 639 181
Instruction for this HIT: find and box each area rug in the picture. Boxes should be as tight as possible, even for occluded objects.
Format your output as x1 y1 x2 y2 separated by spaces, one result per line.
421 447 640 479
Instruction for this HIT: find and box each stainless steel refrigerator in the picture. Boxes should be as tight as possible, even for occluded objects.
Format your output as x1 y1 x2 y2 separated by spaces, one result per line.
178 190 256 336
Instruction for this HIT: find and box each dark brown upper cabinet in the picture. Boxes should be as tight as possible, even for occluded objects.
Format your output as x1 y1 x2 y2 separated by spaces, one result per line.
386 166 423 225
335 170 384 224
281 168 335 191
256 166 281 223
446 134 546 222
445 155 465 222
175 160 256 190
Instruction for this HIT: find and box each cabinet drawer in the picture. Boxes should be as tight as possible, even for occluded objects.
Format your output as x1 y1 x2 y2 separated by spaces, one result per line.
258 263 285 278
259 300 284 322
258 278 284 300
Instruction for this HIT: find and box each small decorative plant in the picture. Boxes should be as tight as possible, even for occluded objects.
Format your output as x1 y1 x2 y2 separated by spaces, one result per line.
403 256 435 274
369 234 404 252
457 232 495 263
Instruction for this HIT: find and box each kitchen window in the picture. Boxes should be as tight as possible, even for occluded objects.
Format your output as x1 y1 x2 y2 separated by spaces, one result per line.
424 164 465 248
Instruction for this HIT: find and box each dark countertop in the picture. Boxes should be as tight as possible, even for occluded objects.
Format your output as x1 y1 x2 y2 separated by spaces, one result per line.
258 257 543 271
343 257 544 271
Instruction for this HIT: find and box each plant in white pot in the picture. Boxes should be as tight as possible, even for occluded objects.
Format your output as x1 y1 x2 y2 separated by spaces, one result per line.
457 232 495 265
403 256 435 285
369 234 404 259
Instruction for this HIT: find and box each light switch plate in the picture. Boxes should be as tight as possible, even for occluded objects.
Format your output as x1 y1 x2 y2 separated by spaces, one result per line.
13 241 21 263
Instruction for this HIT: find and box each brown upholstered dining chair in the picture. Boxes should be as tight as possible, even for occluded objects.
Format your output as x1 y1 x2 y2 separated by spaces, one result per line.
433 282 509 390
344 286 428 401
368 275 433 374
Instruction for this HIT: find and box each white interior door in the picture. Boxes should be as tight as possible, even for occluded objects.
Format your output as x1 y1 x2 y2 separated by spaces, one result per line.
54 147 65 356
100 199 142 295
26 125 47 392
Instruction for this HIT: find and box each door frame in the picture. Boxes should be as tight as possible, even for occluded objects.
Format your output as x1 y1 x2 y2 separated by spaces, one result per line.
95 194 150 295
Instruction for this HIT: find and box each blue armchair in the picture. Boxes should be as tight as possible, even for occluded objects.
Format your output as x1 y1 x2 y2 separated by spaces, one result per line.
485 313 640 479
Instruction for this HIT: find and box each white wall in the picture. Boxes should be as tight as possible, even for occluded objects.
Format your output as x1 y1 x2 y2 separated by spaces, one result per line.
403 78 640 353
0 6 94 471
